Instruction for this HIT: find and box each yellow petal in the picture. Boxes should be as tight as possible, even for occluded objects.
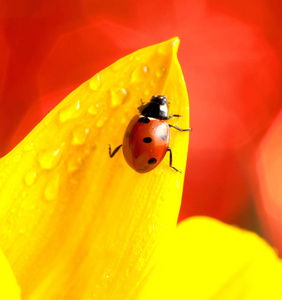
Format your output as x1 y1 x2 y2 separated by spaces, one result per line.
0 38 190 299
141 217 282 299
0 249 21 299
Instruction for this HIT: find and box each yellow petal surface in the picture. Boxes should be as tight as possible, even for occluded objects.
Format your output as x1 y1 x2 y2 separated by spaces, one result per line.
141 217 282 299
0 38 190 299
0 249 21 300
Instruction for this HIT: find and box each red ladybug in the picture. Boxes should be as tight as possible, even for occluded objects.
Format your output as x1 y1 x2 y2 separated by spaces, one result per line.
109 95 191 173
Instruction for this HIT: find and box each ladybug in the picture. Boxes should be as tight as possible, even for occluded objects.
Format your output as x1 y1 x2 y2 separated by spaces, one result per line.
109 95 191 173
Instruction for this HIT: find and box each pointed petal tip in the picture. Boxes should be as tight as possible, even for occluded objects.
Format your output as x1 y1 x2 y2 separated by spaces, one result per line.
164 36 180 51
168 37 180 54
156 37 180 57
172 37 180 48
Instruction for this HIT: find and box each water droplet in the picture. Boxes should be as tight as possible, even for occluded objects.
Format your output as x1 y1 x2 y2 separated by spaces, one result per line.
120 116 127 124
24 142 34 151
13 154 22 162
131 65 149 82
111 88 128 107
44 174 60 201
129 53 137 61
104 269 111 279
84 142 96 155
72 127 89 145
145 88 152 96
96 115 107 128
59 100 81 122
89 74 101 91
138 255 146 268
67 155 83 172
156 67 166 78
148 223 156 235
38 148 61 169
24 171 37 186
88 103 99 115
132 53 142 61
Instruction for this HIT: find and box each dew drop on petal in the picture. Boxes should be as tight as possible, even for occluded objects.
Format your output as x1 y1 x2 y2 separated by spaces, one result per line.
131 65 149 82
13 154 22 163
156 67 166 78
120 116 127 124
110 88 128 107
133 53 142 61
24 171 37 186
84 142 96 155
148 223 154 235
89 74 101 91
138 255 146 269
59 100 81 122
88 103 99 115
67 155 83 172
24 142 34 151
145 88 151 96
38 148 61 169
44 174 60 201
96 115 107 128
72 127 89 145
103 269 111 280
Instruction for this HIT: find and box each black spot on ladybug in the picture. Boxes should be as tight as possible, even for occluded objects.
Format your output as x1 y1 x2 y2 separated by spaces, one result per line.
148 158 157 165
138 117 150 123
125 132 130 138
160 134 167 140
143 137 152 143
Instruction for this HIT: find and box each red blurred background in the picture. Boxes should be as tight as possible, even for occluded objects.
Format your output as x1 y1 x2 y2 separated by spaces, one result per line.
1 1 282 253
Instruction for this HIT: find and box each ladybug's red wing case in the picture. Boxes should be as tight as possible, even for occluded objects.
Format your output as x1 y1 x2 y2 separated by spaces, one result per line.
122 115 139 169
109 95 191 173
123 116 170 173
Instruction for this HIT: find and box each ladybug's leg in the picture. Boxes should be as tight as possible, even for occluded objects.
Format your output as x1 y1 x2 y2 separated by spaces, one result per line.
167 147 181 173
169 124 192 131
109 144 122 158
167 114 183 119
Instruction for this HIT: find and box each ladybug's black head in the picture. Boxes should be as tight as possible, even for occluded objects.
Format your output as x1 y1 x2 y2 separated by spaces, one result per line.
138 95 169 120
150 95 169 106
